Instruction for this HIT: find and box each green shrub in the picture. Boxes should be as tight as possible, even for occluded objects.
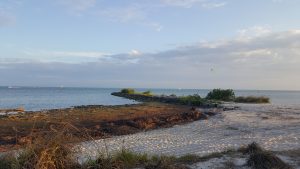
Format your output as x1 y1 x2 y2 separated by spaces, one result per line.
179 94 204 106
120 88 135 94
142 90 152 96
206 89 235 101
234 96 270 103
169 94 177 97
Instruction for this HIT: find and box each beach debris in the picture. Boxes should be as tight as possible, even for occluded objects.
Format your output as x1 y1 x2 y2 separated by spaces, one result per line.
0 107 25 116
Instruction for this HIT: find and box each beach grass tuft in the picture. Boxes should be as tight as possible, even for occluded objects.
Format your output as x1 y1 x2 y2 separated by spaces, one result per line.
1 140 294 169
0 123 81 169
241 142 292 169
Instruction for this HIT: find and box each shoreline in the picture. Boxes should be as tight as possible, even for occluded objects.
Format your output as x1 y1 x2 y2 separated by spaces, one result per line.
1 102 299 168
0 94 299 167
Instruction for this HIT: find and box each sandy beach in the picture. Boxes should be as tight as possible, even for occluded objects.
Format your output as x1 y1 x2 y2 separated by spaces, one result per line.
78 103 300 167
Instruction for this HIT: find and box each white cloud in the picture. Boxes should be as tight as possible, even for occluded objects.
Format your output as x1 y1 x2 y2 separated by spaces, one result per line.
59 0 97 11
237 26 272 41
2 29 300 89
238 26 272 37
76 29 300 76
98 4 163 32
20 49 144 64
24 50 107 58
201 2 227 9
17 29 300 68
129 50 142 56
161 0 205 8
161 0 227 8
272 0 284 2
22 50 109 63
232 49 275 58
100 5 145 23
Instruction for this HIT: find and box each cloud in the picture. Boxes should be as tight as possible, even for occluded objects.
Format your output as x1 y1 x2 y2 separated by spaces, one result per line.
161 0 227 8
201 2 227 9
24 50 108 58
272 0 284 2
98 4 163 31
100 5 145 23
147 29 300 67
129 50 142 56
237 26 272 39
19 49 143 64
161 0 205 8
2 29 300 89
59 0 97 11
21 50 109 63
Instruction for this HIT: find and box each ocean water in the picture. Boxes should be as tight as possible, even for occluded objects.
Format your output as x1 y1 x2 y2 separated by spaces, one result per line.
0 87 299 111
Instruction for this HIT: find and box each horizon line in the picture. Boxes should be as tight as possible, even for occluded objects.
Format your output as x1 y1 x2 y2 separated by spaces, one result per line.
1 86 300 92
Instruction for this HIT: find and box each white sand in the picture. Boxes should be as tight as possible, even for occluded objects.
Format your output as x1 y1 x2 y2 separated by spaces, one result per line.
78 103 300 163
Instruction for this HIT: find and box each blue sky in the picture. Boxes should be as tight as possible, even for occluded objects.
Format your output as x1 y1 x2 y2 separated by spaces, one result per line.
1 0 300 89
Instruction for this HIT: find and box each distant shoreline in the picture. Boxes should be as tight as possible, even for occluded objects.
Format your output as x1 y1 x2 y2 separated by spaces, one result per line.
1 86 300 92
1 87 300 111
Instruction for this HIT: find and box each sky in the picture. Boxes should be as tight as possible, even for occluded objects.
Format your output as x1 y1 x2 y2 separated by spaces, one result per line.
0 0 300 90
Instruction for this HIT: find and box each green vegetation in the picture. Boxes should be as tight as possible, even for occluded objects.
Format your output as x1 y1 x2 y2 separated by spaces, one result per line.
177 154 200 164
234 96 270 103
121 88 135 94
169 94 177 97
241 142 292 169
0 154 18 169
0 147 227 169
0 139 293 169
0 123 79 169
206 89 235 101
179 94 205 106
0 120 239 169
84 150 149 169
205 89 270 103
118 88 270 104
120 88 153 96
142 90 152 96
0 121 199 169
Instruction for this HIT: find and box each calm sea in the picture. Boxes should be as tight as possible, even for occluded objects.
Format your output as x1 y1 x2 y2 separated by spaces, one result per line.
0 87 300 111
